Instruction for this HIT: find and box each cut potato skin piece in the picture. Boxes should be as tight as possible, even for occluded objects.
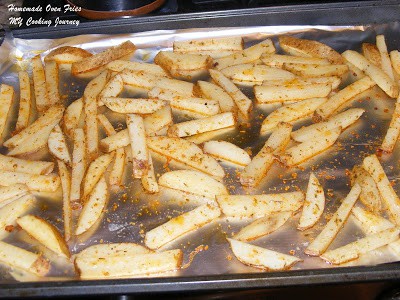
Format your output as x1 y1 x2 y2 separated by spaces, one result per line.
203 140 251 167
45 46 92 63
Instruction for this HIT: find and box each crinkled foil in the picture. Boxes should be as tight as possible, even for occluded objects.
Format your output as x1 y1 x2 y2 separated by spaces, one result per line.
1 23 400 283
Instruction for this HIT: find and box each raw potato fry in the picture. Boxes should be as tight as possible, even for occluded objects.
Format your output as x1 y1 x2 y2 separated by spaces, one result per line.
390 50 400 77
321 227 400 265
305 184 361 256
83 153 114 199
57 160 72 241
362 43 381 67
261 53 330 67
168 112 235 138
255 84 330 104
240 123 292 187
363 154 400 225
141 151 158 193
120 69 159 90
0 184 29 208
31 55 49 112
77 243 152 259
376 35 395 80
0 84 14 142
158 170 228 198
70 128 86 203
154 51 212 72
48 125 72 165
45 46 92 64
216 191 304 218
345 60 366 79
282 63 348 78
76 176 108 235
227 238 301 271
147 136 225 178
233 211 291 241
0 241 49 276
75 248 182 279
352 206 394 235
197 80 236 113
292 108 365 143
278 35 344 64
71 41 136 75
102 97 167 114
98 74 123 102
155 78 194 96
100 129 129 152
203 140 251 167
145 204 221 249
45 60 60 106
0 153 54 175
298 173 325 231
342 50 398 98
185 127 237 145
14 72 31 133
209 69 252 119
213 38 275 70
63 98 83 138
279 127 341 167
380 96 400 153
143 106 173 136
262 76 341 90
260 97 327 134
0 172 60 192
106 60 169 77
126 114 149 178
173 37 243 52
17 215 70 258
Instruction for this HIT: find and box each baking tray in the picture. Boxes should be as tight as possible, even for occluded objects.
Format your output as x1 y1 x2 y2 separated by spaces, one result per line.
2 0 400 297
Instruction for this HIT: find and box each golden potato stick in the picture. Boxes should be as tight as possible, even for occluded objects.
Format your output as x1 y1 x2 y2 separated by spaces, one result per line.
158 170 228 198
156 78 194 96
17 215 70 258
14 72 31 133
173 37 243 52
278 35 344 64
57 160 72 241
390 50 400 77
260 98 326 135
45 46 92 64
70 128 86 203
147 136 225 178
352 206 394 235
145 204 221 249
83 153 114 199
321 227 400 265
240 122 292 187
0 241 49 276
261 53 330 67
75 248 182 279
141 151 158 193
63 98 83 138
209 69 252 119
100 129 129 152
262 76 341 90
76 176 108 235
216 191 304 218
32 55 49 112
298 173 325 231
102 97 167 114
71 40 136 75
48 125 72 166
345 60 366 80
362 43 381 67
220 63 295 85
282 63 348 78
279 127 341 167
350 165 382 212
363 154 400 225
342 50 398 98
154 51 212 71
197 80 236 113
0 84 14 141
185 127 237 145
77 243 152 259
305 184 361 256
228 238 301 271
214 38 275 70
234 211 291 242
292 108 365 143
376 35 395 80
0 153 53 175
0 184 29 207
203 140 251 167
106 60 169 77
143 106 173 136
381 96 400 153
98 74 123 106
126 114 149 179
120 69 159 90
45 60 60 106
0 171 60 192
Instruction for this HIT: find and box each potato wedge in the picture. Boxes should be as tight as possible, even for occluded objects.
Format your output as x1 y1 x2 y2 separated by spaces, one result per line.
155 51 212 73
17 215 70 258
203 140 251 167
197 80 236 113
376 35 395 80
31 55 49 112
0 172 60 192
262 76 341 90
297 173 325 231
352 206 394 235
102 97 167 114
233 211 291 241
282 63 348 78
305 184 361 256
155 78 194 96
228 238 301 270
145 204 221 249
321 227 400 265
0 241 49 276
98 74 123 104
390 50 400 77
106 60 168 77
48 125 71 165
0 184 29 208
216 191 304 218
147 136 225 178
380 96 400 153
143 106 173 136
185 127 237 145
70 128 86 203
57 160 72 241
45 46 92 64
45 60 60 106
173 37 243 53
77 243 152 259
0 153 54 175
362 43 381 67
0 84 14 142
141 151 158 194
83 153 114 199
63 98 83 138
120 69 160 90
261 53 330 67
14 72 31 133
158 170 228 198
100 129 129 153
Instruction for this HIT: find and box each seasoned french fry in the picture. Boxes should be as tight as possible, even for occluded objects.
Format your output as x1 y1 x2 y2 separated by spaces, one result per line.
145 204 221 249
216 191 304 218
57 160 72 241
227 238 301 270
17 215 70 258
14 72 31 133
141 151 158 193
185 127 237 145
376 35 395 80
260 97 327 135
0 84 14 143
77 243 152 259
70 128 86 203
0 153 53 175
45 60 60 106
154 51 212 73
155 78 194 96
0 172 60 192
173 37 244 53
352 206 394 235
298 173 325 231
362 43 381 67
203 140 251 167
261 53 330 67
126 114 149 178
363 154 400 225
234 211 291 241
45 46 92 64
390 50 400 77
0 241 49 276
100 129 129 153
31 55 49 112
158 170 228 198
0 184 29 208
197 80 236 113
262 76 341 90
381 96 400 153
48 125 71 166
282 63 348 78
102 97 167 114
106 60 169 77
305 184 361 256
98 74 123 104
143 106 173 136
83 153 114 199
120 69 159 90
63 98 83 138
321 227 400 265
